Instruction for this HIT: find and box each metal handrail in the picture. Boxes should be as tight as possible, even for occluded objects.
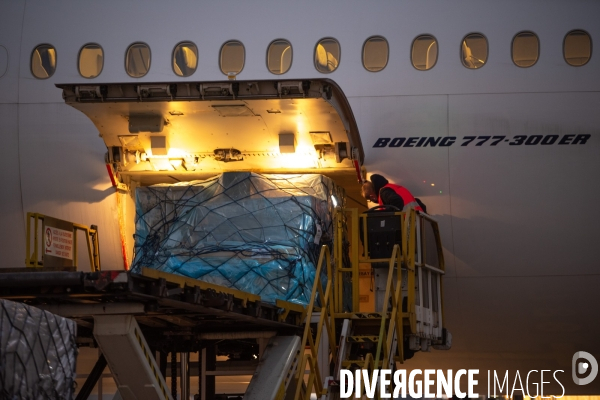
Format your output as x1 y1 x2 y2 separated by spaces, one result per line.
25 212 101 272
373 244 402 371
294 245 337 400
333 208 360 313
347 209 416 399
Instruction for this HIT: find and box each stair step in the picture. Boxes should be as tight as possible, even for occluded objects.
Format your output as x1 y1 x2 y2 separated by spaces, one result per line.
347 335 379 343
352 312 386 319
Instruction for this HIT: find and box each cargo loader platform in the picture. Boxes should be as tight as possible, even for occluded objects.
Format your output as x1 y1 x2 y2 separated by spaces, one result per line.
0 207 450 400
0 267 305 339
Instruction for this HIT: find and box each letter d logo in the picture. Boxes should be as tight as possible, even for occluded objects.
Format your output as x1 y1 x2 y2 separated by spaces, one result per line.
572 351 598 385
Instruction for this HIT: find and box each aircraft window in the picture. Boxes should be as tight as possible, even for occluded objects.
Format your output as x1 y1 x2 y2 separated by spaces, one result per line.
0 46 7 79
125 42 151 78
267 39 292 75
315 38 340 73
78 43 103 78
220 40 245 77
512 31 539 68
461 33 488 69
172 41 198 77
31 44 57 79
363 36 389 72
411 35 438 71
564 30 592 66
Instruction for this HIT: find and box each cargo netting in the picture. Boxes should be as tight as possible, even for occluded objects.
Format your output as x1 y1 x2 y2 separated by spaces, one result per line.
0 299 77 400
131 172 345 305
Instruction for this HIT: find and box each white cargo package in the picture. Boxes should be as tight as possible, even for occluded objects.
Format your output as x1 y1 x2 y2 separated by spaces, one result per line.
0 299 77 399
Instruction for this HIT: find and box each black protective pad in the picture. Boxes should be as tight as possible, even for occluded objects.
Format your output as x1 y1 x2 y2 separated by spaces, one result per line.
364 211 402 263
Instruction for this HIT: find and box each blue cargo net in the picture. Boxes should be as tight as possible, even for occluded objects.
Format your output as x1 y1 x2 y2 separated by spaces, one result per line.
131 172 343 305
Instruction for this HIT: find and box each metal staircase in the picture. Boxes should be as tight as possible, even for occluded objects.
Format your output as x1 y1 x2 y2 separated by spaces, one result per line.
244 336 302 400
93 315 172 400
284 208 450 400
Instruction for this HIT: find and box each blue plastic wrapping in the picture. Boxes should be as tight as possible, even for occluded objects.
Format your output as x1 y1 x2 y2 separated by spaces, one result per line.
131 172 343 305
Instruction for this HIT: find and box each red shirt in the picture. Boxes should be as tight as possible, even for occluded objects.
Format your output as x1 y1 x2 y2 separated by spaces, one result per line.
378 183 423 212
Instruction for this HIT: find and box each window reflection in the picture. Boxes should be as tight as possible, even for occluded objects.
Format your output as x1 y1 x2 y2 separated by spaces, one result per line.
31 44 57 79
461 33 488 69
267 39 292 75
0 46 9 79
126 42 151 78
220 41 245 77
412 35 438 71
512 32 539 68
363 36 389 72
173 42 198 77
79 43 103 78
315 38 340 73
564 30 592 66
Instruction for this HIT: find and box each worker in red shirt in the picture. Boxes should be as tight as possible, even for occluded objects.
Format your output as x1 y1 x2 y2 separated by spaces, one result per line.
361 174 426 213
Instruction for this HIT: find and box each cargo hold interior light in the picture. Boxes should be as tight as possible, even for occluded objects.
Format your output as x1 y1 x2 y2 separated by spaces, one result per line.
59 79 365 184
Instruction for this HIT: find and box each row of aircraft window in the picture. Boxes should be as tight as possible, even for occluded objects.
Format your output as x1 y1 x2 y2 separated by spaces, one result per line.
30 30 592 79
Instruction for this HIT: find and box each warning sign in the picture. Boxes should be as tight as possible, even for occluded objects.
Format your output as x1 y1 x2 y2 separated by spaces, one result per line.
44 226 73 260
359 268 373 278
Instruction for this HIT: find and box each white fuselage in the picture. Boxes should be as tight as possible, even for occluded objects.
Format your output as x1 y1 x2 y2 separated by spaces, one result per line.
1 0 599 395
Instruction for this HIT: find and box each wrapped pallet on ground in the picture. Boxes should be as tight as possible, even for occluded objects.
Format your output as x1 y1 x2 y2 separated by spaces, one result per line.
131 172 345 305
0 299 77 399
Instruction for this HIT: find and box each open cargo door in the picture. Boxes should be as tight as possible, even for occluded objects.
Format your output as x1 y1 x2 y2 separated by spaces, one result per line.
57 79 363 184
57 79 366 267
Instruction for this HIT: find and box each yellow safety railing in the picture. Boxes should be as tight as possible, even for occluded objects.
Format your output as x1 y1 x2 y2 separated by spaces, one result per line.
294 245 337 400
333 208 360 313
359 209 418 368
373 244 403 371
334 209 416 399
418 211 446 329
25 212 101 272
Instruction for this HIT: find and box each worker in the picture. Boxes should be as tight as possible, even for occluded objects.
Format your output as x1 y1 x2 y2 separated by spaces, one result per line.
361 174 426 213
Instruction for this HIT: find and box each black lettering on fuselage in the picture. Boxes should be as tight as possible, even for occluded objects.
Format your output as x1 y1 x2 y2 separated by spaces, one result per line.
440 136 456 146
403 137 419 147
371 134 587 148
558 135 574 145
373 138 391 147
424 137 441 147
572 134 591 145
389 138 406 147
415 137 427 147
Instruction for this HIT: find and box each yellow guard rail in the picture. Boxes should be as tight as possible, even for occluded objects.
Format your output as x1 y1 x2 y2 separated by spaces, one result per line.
25 212 101 271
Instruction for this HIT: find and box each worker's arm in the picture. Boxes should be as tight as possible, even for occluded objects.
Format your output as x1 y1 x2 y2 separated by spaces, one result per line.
379 188 404 210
